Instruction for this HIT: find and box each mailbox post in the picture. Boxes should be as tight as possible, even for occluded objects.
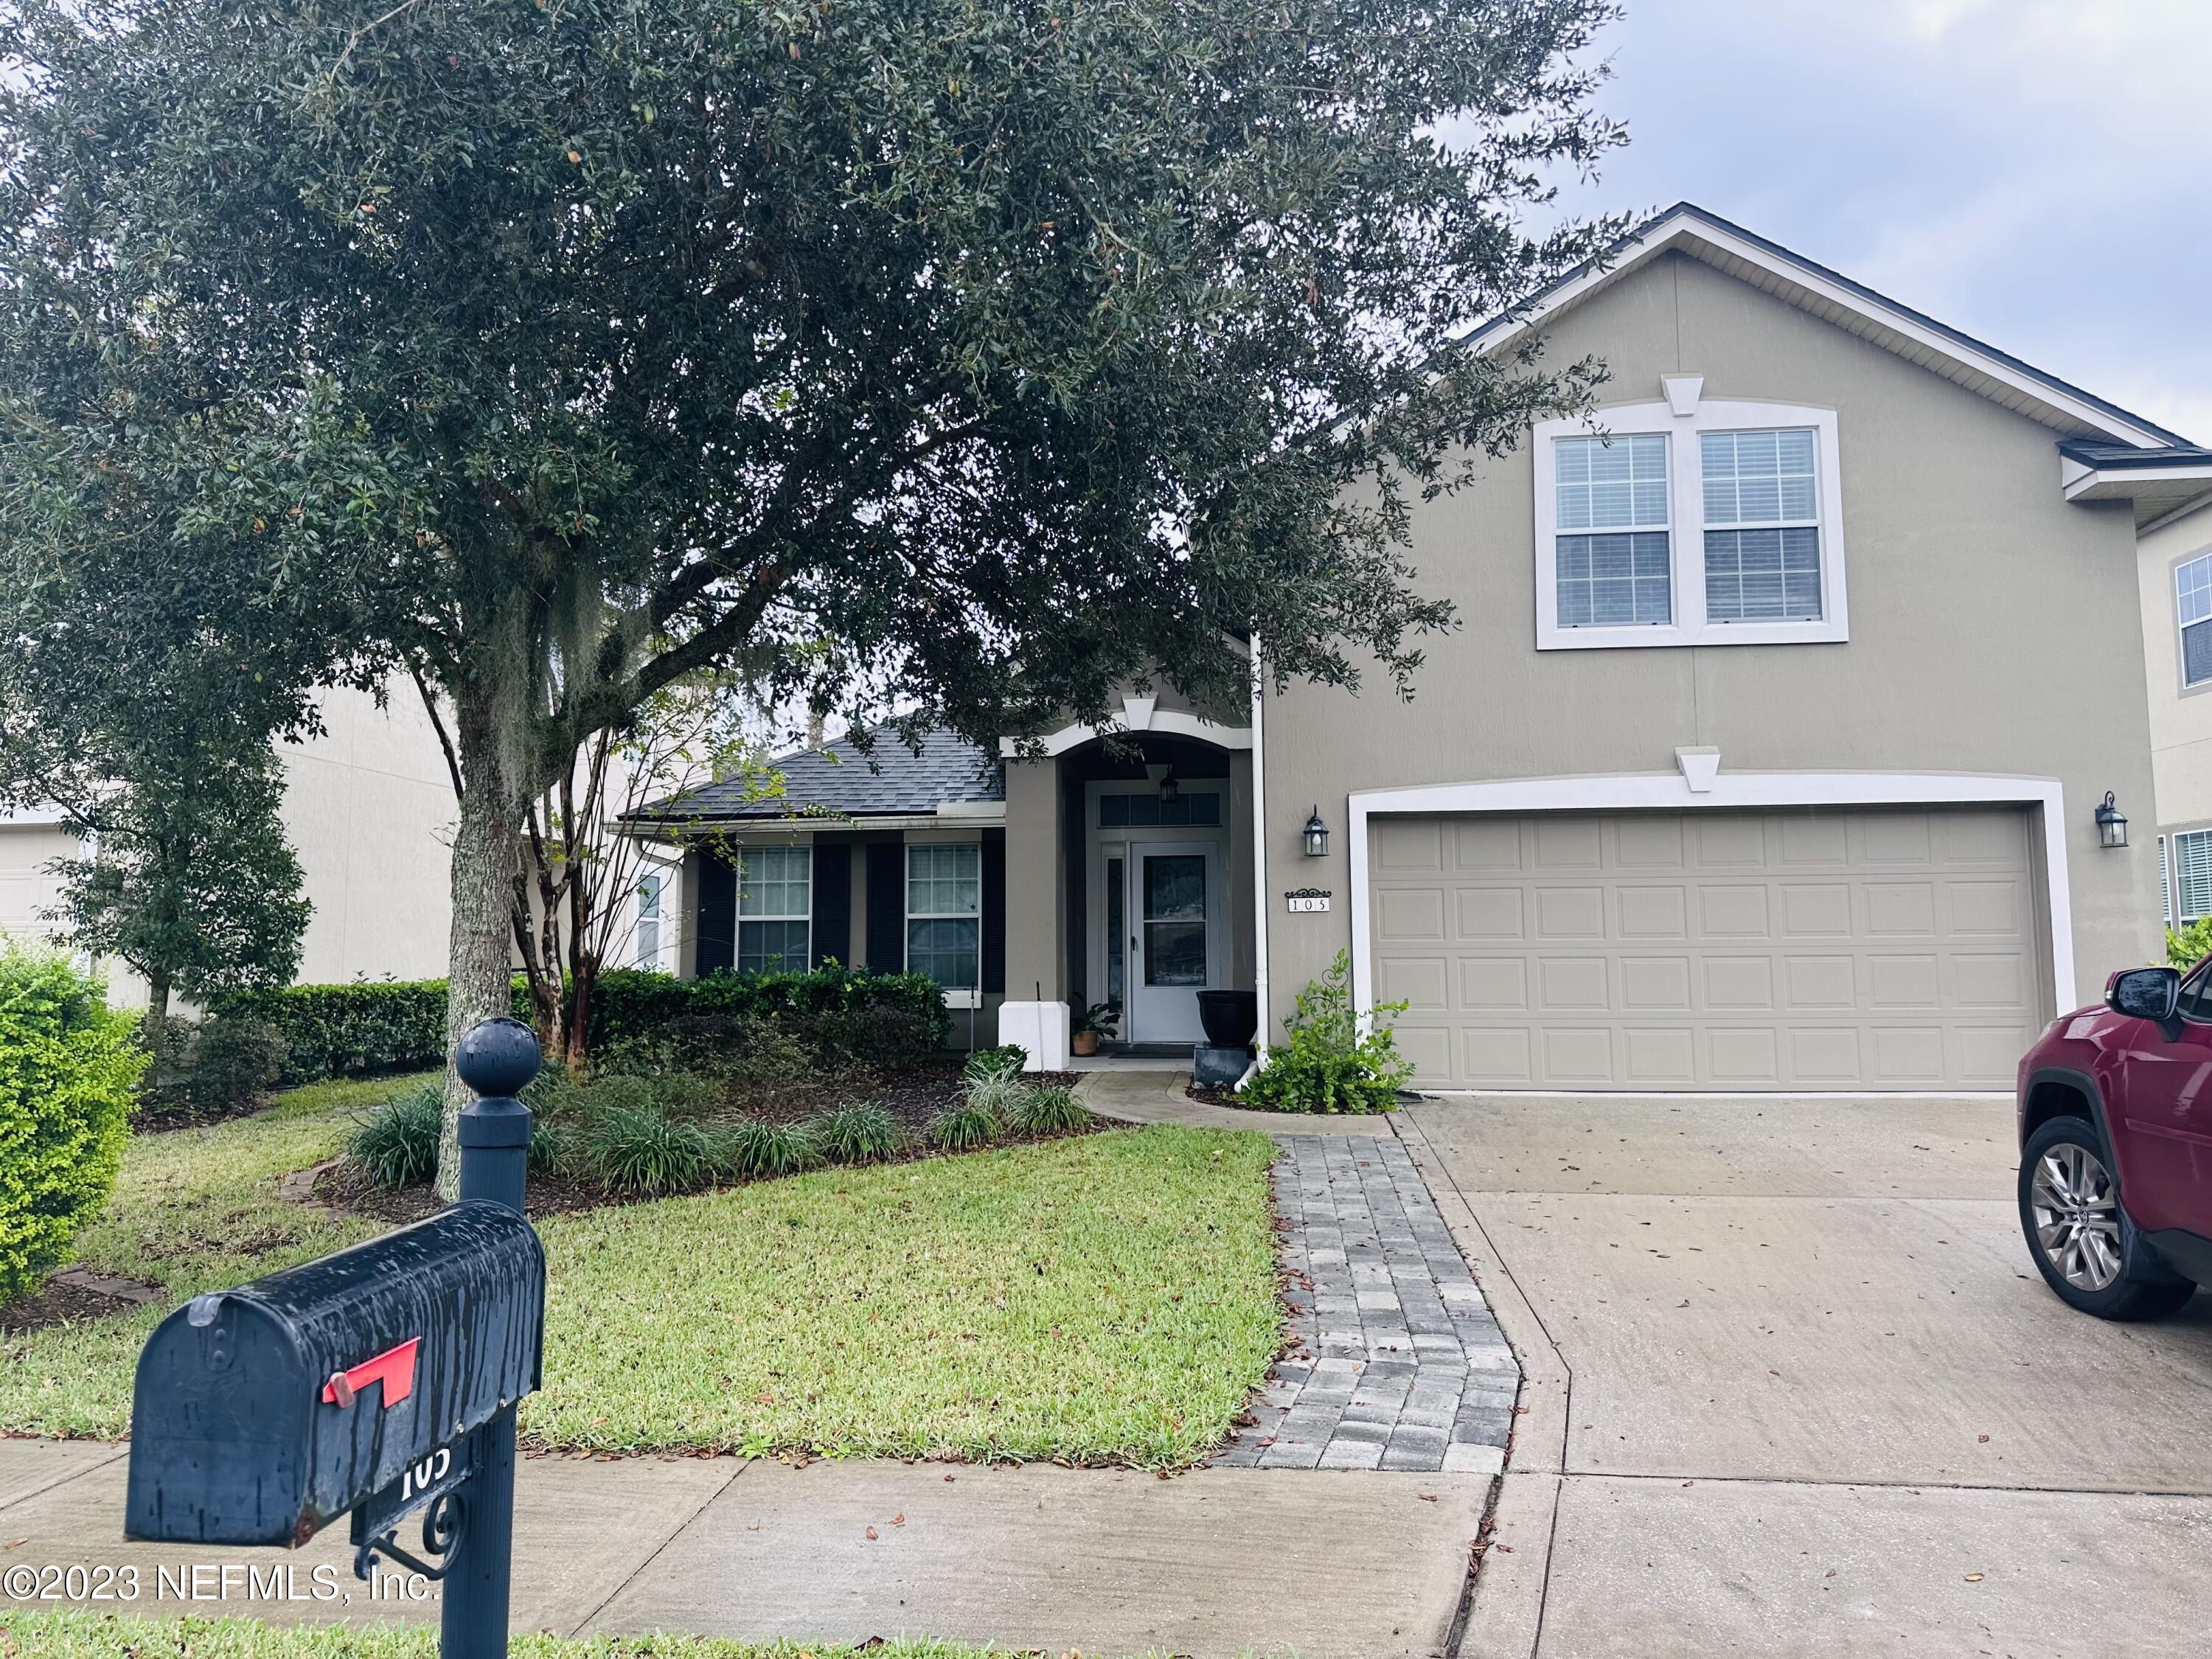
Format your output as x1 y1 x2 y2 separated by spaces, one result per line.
126 1017 542 1659
443 1018 540 1658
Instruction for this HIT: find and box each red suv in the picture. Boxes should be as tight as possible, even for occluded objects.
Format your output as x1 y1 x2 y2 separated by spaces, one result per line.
2016 964 2212 1320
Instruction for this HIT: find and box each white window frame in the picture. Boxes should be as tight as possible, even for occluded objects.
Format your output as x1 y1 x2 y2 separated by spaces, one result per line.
1534 393 1848 650
2170 827 2212 927
736 844 812 973
905 841 983 1008
635 872 664 969
2174 551 2212 689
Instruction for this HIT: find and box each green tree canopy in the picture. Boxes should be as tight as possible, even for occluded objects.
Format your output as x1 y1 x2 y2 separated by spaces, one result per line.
0 0 1624 1187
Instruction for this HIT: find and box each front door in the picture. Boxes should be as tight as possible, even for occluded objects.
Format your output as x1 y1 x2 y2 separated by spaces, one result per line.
1128 844 1215 1044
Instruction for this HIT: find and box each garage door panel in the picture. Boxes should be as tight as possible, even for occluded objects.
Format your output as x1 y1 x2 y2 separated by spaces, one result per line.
1368 805 2047 1091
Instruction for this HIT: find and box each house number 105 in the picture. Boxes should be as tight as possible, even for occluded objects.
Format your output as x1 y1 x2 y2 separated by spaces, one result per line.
1284 889 1332 914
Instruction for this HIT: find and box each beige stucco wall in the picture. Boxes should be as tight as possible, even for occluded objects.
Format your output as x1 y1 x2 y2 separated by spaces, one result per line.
1262 250 2162 1023
2136 499 2212 841
279 683 458 984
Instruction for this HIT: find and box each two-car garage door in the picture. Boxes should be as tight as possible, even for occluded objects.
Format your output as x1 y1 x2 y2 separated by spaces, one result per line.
1368 807 2048 1091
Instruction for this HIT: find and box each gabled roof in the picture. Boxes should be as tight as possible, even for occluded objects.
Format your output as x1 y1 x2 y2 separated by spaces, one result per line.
1466 204 2196 451
633 726 1002 826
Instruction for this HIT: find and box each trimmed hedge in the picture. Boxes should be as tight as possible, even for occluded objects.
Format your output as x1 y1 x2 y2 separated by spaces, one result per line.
223 964 953 1085
218 979 449 1085
0 945 145 1304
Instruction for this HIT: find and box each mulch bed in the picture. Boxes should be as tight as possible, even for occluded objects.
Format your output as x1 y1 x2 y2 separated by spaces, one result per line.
129 1092 283 1134
0 1278 145 1335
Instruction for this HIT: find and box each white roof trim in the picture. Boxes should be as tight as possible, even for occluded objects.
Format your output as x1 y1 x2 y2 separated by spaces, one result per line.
1472 207 2175 450
1001 708 1253 758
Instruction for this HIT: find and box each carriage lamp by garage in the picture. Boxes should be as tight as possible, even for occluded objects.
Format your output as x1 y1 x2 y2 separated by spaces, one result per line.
1303 806 1329 858
1158 771 1179 805
2096 791 2129 849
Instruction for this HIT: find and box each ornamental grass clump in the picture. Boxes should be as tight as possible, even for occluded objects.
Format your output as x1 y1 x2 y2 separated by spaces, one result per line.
0 945 143 1303
1000 1083 1091 1135
345 1085 445 1189
724 1119 823 1178
588 1105 721 1197
806 1102 903 1164
926 1102 1000 1151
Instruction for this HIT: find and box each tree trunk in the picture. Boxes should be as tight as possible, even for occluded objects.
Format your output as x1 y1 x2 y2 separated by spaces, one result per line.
438 689 532 1199
142 972 171 1053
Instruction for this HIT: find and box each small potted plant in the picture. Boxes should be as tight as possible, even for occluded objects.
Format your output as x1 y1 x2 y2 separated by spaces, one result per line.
1070 999 1121 1057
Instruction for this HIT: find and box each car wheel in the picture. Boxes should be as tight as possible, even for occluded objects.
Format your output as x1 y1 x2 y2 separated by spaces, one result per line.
2018 1116 2197 1321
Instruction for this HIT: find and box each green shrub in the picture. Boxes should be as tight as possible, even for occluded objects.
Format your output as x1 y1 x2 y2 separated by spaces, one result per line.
526 1117 569 1178
2168 917 2212 969
725 1119 823 1178
1001 1083 1092 1135
0 945 144 1303
1241 950 1411 1116
645 1071 723 1119
346 1086 445 1189
215 978 448 1085
162 1014 288 1114
926 1102 998 1150
796 1003 944 1071
806 1102 903 1164
588 1105 720 1197
962 1045 1027 1085
588 963 952 1054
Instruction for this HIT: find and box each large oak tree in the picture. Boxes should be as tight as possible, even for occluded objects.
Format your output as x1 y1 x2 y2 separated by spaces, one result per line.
0 0 1623 1189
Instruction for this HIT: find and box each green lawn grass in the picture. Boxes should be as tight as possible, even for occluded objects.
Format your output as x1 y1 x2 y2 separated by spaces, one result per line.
0 1612 1012 1659
0 1074 434 1439
1 1082 1281 1469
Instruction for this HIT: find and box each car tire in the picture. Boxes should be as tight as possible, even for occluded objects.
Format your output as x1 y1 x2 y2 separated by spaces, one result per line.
2018 1116 2197 1321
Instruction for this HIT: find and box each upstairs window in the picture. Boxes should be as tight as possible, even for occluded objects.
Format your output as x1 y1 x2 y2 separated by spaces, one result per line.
1534 394 1846 650
1554 434 1672 627
2171 829 2212 927
906 844 980 991
737 845 810 973
1701 428 1823 622
2177 552 2212 687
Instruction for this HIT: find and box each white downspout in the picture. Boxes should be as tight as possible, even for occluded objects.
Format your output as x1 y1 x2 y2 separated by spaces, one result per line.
1248 633 1270 1072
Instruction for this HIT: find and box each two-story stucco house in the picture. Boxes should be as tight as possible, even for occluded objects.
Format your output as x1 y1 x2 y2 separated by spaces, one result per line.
661 204 2200 1093
2129 482 2212 928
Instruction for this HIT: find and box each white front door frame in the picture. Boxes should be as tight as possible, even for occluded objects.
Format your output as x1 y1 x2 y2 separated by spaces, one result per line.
1084 779 1232 1042
1346 770 2075 1027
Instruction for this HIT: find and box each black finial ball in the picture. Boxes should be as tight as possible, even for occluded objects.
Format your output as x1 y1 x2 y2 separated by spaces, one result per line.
455 1017 542 1099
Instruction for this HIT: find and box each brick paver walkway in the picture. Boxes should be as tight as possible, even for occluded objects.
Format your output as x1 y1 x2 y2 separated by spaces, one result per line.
1213 1135 1519 1472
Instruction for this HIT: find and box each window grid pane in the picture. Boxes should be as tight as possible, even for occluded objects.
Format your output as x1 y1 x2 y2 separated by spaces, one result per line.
2176 830 2212 925
1702 428 1818 526
1705 526 1822 622
737 919 810 973
1099 792 1220 827
1557 531 1671 627
907 844 981 917
2178 554 2212 627
1557 434 1669 531
907 917 979 990
738 845 811 919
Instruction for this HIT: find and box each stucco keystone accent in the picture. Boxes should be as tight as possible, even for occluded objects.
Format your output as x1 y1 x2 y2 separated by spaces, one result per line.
1662 375 1704 417
1121 694 1158 731
1675 747 1721 791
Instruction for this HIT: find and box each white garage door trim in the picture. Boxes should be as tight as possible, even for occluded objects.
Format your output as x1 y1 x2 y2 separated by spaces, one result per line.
1347 771 2073 1035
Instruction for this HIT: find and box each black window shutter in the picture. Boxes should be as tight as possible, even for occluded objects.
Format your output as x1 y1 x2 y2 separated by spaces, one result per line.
696 852 735 975
981 829 1006 993
811 842 852 969
865 841 905 971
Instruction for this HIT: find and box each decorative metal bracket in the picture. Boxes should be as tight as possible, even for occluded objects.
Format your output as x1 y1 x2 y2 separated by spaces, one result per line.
353 1488 465 1582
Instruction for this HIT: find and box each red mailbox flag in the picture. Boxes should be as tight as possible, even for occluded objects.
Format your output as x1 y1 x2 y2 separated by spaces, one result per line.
320 1338 420 1410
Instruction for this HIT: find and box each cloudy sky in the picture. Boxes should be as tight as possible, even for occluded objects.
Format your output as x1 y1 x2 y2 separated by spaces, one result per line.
1541 0 2210 442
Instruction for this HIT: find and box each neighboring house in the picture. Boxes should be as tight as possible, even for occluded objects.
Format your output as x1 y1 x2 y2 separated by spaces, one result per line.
2131 489 2212 927
658 204 2199 1093
1 682 686 1001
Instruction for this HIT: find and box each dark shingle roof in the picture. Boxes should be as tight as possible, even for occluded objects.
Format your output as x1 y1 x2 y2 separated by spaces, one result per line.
635 726 1002 823
2058 438 2212 469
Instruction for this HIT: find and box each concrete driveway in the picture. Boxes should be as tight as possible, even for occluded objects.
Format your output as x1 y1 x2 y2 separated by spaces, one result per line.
1397 1094 2212 1658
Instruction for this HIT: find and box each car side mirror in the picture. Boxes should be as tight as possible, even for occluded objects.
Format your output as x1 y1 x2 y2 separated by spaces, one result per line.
2107 966 2181 1026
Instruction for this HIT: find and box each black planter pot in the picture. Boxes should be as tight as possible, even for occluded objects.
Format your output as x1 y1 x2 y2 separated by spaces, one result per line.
1196 990 1259 1049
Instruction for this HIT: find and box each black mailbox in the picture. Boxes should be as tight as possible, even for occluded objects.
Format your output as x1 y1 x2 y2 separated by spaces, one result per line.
126 1200 544 1548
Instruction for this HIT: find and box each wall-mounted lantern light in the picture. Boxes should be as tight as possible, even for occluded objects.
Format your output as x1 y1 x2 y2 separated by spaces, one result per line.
2096 791 2128 849
1158 771 1180 804
1303 806 1329 858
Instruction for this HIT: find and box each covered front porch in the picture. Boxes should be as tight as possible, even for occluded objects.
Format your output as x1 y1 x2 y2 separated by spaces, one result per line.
997 699 1259 1069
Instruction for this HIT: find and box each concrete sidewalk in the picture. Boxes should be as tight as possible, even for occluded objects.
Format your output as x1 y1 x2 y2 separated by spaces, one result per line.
1078 1066 1397 1135
0 1439 1487 1656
